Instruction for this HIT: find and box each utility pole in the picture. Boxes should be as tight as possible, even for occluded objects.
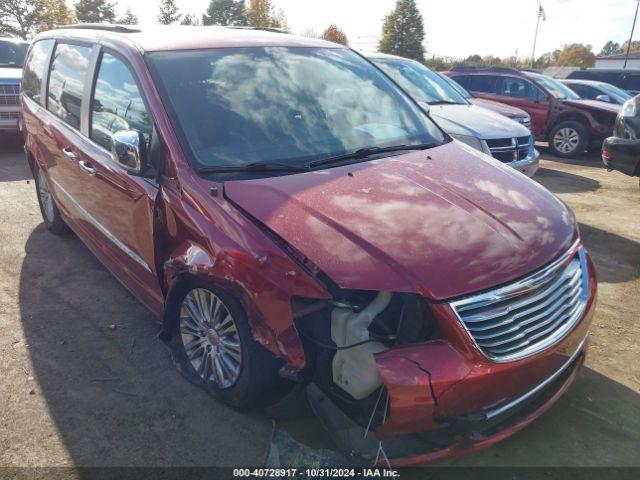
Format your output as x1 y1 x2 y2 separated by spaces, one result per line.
624 0 640 68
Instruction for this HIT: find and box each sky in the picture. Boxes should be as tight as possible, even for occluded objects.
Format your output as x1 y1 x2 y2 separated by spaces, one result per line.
115 0 638 60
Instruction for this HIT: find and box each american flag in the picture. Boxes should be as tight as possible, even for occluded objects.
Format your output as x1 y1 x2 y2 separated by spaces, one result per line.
539 4 547 21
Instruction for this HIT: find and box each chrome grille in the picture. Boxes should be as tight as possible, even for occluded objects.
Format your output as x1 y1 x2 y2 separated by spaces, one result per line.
485 136 532 163
450 242 589 362
0 84 20 105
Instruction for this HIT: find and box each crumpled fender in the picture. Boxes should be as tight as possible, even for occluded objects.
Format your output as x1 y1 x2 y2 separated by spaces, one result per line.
158 176 330 370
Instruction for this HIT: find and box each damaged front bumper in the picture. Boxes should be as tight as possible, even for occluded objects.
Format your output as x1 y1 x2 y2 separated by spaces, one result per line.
307 282 595 467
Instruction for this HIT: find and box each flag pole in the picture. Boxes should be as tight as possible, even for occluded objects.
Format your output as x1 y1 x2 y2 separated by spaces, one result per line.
531 4 542 67
624 0 640 69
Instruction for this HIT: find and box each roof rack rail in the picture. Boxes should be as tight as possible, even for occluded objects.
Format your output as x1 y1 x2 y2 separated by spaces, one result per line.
225 26 288 34
450 65 522 73
58 24 141 33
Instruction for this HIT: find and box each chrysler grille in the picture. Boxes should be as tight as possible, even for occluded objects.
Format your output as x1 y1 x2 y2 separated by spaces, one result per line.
449 242 589 362
485 136 532 163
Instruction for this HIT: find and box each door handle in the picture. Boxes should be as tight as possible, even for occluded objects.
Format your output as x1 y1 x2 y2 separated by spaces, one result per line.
62 147 77 161
78 160 96 175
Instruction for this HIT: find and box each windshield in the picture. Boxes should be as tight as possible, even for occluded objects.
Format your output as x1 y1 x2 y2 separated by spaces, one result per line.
372 57 468 105
148 47 444 171
596 82 633 104
528 73 579 100
0 39 28 67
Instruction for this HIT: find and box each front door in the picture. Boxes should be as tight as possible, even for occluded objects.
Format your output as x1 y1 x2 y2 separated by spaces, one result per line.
493 76 550 137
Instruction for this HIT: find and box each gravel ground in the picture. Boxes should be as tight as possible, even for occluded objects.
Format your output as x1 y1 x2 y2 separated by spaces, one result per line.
0 133 638 474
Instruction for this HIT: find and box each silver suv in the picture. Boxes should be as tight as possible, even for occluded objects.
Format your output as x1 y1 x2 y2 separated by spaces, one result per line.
368 53 539 177
0 38 28 132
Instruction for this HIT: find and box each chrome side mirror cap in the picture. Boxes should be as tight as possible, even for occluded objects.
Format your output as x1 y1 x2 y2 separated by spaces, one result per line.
111 130 148 174
596 94 611 103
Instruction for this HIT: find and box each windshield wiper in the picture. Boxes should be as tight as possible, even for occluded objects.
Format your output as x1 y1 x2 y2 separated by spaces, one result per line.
198 162 310 174
307 143 435 169
429 100 461 105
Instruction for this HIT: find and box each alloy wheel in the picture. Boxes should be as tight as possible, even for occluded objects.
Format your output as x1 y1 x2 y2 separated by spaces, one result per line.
37 169 55 223
553 127 580 154
179 288 242 389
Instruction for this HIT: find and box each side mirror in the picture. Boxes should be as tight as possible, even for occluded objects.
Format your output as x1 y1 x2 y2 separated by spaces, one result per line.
596 94 611 103
417 101 430 115
111 130 148 175
602 136 640 177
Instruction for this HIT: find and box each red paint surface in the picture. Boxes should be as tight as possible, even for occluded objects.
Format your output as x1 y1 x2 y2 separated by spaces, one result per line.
225 141 577 300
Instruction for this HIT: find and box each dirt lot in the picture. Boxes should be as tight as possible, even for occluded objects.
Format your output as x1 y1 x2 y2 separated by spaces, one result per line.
0 132 638 474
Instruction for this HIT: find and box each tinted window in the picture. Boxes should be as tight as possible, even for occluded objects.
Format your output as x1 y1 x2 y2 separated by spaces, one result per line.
148 47 444 171
470 75 498 93
0 39 28 67
622 73 640 91
22 39 54 103
91 52 152 150
567 83 597 100
450 75 472 89
47 43 92 129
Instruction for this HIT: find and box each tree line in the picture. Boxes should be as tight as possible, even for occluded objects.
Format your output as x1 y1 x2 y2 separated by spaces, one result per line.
2 0 639 70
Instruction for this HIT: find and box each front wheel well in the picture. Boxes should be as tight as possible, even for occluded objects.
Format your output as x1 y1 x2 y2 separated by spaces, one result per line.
548 113 591 135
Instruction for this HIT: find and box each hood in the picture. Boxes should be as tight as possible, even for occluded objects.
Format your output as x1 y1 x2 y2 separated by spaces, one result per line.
468 97 528 118
224 141 576 300
563 98 621 115
0 67 22 82
430 104 530 140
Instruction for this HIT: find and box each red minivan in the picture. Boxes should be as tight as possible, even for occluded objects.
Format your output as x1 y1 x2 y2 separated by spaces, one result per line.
20 25 596 465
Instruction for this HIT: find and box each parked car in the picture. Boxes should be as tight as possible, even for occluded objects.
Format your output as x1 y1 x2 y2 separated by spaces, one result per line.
602 96 640 184
566 68 640 96
367 53 538 176
0 37 28 132
444 67 621 158
21 25 596 466
438 71 533 130
561 79 633 106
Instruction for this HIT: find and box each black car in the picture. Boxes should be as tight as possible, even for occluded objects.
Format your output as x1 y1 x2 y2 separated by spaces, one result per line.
602 96 640 183
567 68 640 96
562 79 633 106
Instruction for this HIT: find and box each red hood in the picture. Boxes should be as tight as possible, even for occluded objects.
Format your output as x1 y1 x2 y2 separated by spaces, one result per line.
468 97 528 118
563 98 621 115
224 142 576 300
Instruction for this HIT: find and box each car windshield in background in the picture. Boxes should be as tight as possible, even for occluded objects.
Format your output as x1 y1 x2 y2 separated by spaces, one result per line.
529 73 580 100
147 47 444 171
373 57 468 105
0 39 28 67
597 82 633 104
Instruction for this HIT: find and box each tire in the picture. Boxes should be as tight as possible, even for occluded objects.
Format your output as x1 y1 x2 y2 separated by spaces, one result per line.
549 121 588 158
34 163 69 235
165 277 289 411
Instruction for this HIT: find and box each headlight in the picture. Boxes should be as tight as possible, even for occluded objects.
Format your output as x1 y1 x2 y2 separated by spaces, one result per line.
449 133 484 152
621 98 638 117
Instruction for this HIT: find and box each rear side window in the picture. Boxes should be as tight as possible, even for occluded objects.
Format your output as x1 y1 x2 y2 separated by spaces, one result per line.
450 75 472 89
22 39 54 103
90 52 152 150
46 43 92 129
469 75 498 93
622 73 640 91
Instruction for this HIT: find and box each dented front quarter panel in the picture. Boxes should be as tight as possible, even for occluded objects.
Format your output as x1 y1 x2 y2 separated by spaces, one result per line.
158 168 330 369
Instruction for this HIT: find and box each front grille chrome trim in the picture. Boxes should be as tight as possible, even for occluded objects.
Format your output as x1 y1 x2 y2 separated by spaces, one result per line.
449 240 589 363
